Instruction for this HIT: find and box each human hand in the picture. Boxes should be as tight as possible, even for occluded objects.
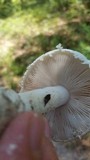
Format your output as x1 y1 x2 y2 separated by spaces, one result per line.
0 112 58 160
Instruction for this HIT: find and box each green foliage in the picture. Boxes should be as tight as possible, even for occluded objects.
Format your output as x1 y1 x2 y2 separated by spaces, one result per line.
0 2 13 18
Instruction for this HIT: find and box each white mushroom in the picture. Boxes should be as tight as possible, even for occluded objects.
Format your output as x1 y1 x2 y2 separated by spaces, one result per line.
20 44 90 141
0 44 90 142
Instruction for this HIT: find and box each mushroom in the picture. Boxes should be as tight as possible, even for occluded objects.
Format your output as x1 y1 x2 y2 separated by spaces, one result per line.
0 44 90 141
19 44 90 141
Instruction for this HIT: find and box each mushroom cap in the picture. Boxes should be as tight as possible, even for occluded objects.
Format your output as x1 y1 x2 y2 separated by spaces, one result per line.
20 46 90 141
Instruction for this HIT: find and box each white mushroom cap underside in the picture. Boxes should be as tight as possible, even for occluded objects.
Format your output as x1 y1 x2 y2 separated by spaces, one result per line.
20 49 90 141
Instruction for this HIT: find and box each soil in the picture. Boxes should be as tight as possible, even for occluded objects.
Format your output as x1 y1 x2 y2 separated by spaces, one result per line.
53 134 90 160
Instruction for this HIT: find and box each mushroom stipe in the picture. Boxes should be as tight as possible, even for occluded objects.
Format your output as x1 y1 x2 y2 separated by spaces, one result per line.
0 44 90 141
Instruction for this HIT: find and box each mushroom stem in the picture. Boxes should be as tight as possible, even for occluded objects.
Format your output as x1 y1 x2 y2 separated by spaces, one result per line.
0 86 69 134
19 86 70 113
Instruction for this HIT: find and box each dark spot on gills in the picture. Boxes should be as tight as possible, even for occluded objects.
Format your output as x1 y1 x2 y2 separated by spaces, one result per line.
44 94 51 106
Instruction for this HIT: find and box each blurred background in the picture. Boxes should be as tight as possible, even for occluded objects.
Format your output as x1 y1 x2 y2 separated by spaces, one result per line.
0 0 90 159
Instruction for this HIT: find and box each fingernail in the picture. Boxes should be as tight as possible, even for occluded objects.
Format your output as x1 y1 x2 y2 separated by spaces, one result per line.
44 118 51 138
29 113 44 150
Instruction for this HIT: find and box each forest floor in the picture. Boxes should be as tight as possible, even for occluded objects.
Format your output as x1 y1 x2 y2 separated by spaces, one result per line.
53 133 90 160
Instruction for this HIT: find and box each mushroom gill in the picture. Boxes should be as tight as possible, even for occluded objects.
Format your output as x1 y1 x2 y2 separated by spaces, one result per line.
20 47 90 141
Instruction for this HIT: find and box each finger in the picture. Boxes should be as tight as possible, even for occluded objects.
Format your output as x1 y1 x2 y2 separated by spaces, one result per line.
41 137 59 160
0 112 45 160
30 116 51 160
29 113 45 160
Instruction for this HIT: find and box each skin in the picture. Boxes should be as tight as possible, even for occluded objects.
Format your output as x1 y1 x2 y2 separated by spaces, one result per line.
0 112 59 160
